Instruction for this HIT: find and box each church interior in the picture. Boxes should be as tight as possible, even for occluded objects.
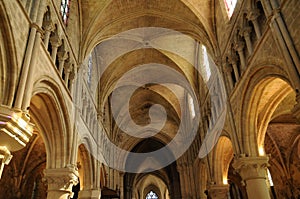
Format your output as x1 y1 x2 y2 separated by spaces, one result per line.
0 0 300 198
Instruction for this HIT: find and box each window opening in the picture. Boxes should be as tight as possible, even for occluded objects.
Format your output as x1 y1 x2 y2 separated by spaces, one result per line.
60 0 70 25
146 190 158 199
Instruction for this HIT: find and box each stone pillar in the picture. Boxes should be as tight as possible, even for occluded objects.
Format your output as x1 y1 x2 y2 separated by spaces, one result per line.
69 69 76 94
50 34 62 63
44 167 79 199
57 50 68 76
208 185 229 199
0 146 12 179
43 20 54 49
78 189 101 199
119 172 125 199
247 9 262 39
241 26 253 54
223 61 234 90
177 164 188 198
232 156 271 199
234 41 246 73
228 55 239 81
64 62 72 86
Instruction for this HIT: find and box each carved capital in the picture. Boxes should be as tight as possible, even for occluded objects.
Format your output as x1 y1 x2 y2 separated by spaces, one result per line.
232 156 269 181
50 34 62 47
43 20 55 32
207 184 229 199
234 40 245 52
57 51 69 62
241 26 252 37
247 9 260 21
44 166 79 192
228 54 238 65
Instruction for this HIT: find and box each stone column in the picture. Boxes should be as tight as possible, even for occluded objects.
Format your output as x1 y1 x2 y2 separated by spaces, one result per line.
78 189 101 199
43 20 54 49
50 34 62 63
119 172 125 199
44 167 79 199
57 50 68 76
177 164 188 198
247 9 262 39
69 69 76 94
241 26 253 54
232 156 271 199
0 146 12 179
228 54 239 81
208 184 229 199
223 61 234 90
234 41 246 73
64 62 72 86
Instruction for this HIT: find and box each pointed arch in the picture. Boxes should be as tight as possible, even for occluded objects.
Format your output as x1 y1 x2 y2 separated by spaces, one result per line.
30 77 73 169
241 64 295 156
0 1 18 106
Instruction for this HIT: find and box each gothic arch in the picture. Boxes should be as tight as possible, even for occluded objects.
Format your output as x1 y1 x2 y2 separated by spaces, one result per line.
77 144 94 191
0 1 18 106
30 77 73 168
240 64 295 156
212 136 234 185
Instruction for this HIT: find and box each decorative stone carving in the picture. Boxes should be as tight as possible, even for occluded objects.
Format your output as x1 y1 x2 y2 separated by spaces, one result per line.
232 156 271 199
207 184 229 199
44 166 79 199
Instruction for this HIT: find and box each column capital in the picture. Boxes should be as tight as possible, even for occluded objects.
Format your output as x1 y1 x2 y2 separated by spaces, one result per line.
207 184 229 199
44 166 79 192
57 50 69 61
43 20 55 32
247 9 260 21
232 156 269 181
50 34 62 47
228 54 238 65
234 40 245 52
241 26 252 37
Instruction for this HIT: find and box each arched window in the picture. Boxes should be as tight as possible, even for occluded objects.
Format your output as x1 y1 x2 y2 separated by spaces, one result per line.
87 54 93 87
201 45 211 82
60 0 70 25
146 190 158 199
224 0 237 18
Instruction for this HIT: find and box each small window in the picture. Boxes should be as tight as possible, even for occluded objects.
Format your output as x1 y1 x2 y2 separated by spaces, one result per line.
146 190 158 199
224 0 237 18
60 0 70 25
201 45 211 82
87 54 93 86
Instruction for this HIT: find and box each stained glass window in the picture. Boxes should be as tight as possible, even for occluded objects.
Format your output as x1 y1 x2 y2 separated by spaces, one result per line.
61 0 70 25
146 191 158 199
224 0 237 18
